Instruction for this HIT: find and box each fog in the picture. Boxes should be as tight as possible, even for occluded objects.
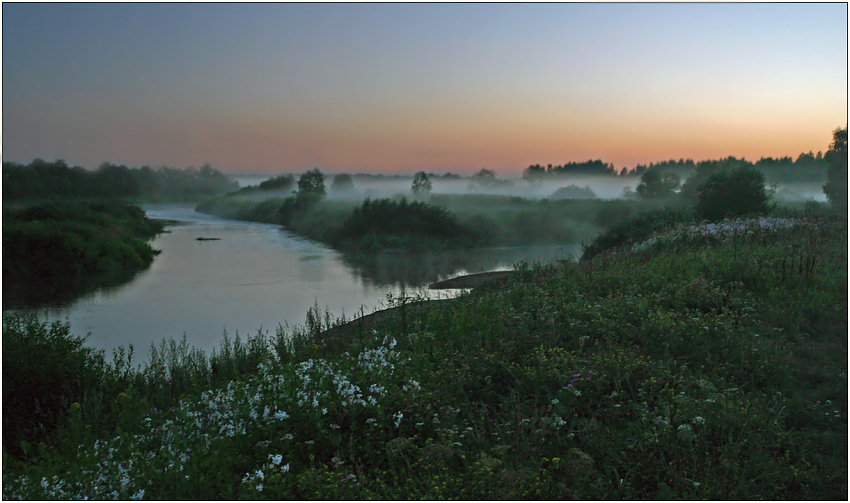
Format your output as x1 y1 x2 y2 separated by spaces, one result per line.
233 173 639 201
231 172 827 204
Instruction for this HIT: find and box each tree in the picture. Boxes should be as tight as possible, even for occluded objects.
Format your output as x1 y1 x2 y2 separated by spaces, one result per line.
297 168 326 198
823 126 847 212
411 171 432 196
695 165 769 221
258 174 295 191
635 170 680 199
330 173 355 194
523 164 546 185
680 157 750 202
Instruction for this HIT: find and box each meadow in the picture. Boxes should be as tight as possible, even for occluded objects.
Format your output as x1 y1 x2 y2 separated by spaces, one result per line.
3 205 846 499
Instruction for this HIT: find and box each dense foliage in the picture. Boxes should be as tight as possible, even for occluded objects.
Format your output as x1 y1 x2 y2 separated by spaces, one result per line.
411 172 432 196
823 126 848 212
636 170 681 199
336 198 480 250
2 159 238 201
2 201 164 307
695 166 771 221
296 169 326 198
258 174 296 192
197 193 658 252
3 211 845 500
3 316 111 457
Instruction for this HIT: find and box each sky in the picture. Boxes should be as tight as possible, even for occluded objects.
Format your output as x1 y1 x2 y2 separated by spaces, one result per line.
2 2 847 175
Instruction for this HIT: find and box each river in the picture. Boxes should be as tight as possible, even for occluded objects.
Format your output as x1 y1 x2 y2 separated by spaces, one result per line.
32 204 581 361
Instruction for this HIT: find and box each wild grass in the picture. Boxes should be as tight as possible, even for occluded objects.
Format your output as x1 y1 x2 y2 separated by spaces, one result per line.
3 209 845 500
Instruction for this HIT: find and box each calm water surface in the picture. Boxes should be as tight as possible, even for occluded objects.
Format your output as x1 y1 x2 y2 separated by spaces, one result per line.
36 204 580 360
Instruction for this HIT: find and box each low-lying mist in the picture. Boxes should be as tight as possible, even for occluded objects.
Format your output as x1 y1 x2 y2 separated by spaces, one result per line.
232 172 827 204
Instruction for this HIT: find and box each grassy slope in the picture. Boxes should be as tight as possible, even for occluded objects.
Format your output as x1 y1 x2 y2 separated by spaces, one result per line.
3 215 846 500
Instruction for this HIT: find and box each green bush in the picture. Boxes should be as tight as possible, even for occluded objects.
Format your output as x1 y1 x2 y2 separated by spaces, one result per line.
336 198 481 249
695 166 770 221
2 314 108 456
2 201 164 307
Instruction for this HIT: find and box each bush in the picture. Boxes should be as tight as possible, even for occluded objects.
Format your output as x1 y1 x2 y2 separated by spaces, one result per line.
695 166 770 221
336 198 480 249
2 314 108 456
2 201 164 307
550 185 597 200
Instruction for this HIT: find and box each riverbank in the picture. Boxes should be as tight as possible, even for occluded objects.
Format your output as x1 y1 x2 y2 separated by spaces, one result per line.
2 201 166 308
4 211 845 499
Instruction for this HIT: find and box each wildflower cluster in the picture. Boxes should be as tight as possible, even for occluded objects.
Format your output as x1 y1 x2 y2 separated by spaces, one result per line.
3 337 418 500
631 217 816 253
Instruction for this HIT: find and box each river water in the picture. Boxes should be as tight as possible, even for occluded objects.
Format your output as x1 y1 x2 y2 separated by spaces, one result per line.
33 204 581 361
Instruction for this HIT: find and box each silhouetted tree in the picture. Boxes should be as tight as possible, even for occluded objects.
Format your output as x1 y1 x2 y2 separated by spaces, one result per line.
297 168 326 198
696 166 769 221
411 172 432 196
680 156 750 203
636 170 680 199
523 164 546 185
258 174 295 191
823 126 848 212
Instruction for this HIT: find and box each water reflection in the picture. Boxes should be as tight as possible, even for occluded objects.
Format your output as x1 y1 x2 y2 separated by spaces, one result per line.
20 205 582 360
340 244 581 289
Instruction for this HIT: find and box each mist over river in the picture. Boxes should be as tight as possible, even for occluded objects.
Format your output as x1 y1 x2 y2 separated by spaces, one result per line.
32 205 580 361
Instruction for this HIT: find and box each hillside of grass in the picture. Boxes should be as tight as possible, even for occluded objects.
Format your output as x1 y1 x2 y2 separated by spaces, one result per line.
3 211 846 500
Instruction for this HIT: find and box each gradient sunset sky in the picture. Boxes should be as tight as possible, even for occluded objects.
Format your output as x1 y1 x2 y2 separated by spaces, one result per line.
3 2 847 175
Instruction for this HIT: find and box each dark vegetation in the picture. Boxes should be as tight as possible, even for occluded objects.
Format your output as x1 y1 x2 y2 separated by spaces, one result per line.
3 127 845 499
3 204 845 499
3 159 238 202
823 126 848 213
336 198 482 250
549 184 597 199
2 201 165 308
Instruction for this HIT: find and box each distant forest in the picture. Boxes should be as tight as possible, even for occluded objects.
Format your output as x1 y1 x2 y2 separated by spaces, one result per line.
524 153 827 184
2 159 239 201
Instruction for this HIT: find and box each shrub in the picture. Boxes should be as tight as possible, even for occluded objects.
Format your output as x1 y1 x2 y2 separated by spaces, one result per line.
2 314 108 456
336 198 479 249
695 165 770 221
550 184 597 200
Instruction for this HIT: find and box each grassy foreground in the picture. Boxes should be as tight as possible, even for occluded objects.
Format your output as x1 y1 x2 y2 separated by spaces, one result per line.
2 214 846 499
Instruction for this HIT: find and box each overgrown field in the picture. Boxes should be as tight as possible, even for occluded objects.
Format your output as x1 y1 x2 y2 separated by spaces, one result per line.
3 211 845 499
2 201 165 308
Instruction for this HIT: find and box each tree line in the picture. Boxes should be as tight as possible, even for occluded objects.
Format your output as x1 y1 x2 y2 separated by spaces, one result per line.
2 159 239 201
